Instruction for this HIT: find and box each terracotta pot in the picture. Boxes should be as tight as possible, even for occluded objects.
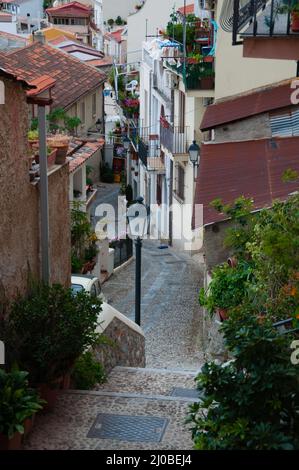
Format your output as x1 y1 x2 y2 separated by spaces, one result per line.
47 148 57 168
200 76 214 90
227 256 238 268
114 173 121 183
218 308 229 322
37 381 61 412
0 432 22 450
23 414 35 440
203 56 214 63
54 145 68 164
292 12 299 32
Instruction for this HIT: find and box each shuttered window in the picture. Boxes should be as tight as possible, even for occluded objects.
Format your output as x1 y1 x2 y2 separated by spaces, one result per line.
270 106 299 137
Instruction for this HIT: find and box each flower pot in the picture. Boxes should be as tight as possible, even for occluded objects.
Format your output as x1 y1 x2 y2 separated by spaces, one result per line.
200 76 214 90
203 56 214 63
227 256 238 268
291 12 299 32
218 308 229 322
23 414 35 440
114 173 121 183
47 148 57 168
37 381 61 412
55 146 68 164
0 432 22 450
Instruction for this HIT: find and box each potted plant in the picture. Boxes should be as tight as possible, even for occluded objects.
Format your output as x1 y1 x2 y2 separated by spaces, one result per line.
47 134 70 165
28 130 39 147
4 283 102 412
0 369 44 450
199 261 253 321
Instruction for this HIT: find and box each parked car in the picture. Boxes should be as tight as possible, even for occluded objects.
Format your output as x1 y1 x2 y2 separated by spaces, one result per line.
71 275 106 303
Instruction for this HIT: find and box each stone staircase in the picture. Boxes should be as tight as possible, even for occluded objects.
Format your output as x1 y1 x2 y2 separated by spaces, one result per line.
24 366 201 450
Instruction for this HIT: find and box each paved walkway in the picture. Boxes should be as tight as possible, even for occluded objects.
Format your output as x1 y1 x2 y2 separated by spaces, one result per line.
24 368 197 450
103 240 205 371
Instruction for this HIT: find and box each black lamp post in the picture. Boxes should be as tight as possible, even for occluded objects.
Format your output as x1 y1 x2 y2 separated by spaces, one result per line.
123 135 131 185
127 197 149 326
188 140 200 168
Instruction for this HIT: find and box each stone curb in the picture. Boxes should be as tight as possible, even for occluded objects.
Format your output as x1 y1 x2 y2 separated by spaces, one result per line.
113 366 200 376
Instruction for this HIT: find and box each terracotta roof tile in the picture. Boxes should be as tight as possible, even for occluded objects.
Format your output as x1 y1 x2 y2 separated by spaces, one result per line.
68 138 105 173
194 137 299 226
201 79 297 131
0 42 106 109
178 4 194 15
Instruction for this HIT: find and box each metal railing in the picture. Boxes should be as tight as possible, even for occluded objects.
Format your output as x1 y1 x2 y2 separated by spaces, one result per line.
165 60 214 90
138 139 148 167
232 0 298 44
160 122 189 154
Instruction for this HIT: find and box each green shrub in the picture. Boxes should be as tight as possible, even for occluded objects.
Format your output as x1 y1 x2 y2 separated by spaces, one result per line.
0 369 44 438
199 261 253 315
4 284 102 385
71 352 106 390
187 312 299 450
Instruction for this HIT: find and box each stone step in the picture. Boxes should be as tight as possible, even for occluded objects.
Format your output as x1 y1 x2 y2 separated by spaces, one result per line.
94 366 201 399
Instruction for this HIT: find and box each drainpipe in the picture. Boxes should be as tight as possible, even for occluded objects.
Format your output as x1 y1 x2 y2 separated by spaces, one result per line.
38 105 50 284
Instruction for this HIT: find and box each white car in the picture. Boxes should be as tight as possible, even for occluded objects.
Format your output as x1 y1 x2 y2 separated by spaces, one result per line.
71 275 106 303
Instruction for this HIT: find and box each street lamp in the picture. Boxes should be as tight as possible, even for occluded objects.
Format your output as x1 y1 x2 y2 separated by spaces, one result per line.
188 140 200 168
123 135 131 185
127 197 149 326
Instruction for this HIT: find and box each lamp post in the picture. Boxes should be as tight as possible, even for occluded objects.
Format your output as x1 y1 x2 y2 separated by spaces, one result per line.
127 197 149 326
188 140 200 220
123 135 131 186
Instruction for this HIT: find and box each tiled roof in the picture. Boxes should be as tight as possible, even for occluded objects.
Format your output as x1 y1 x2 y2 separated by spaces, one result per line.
0 42 106 109
201 79 297 131
46 1 91 18
0 30 27 52
106 28 124 44
34 27 77 42
194 136 299 227
67 138 105 173
0 65 35 89
26 75 56 97
178 4 194 15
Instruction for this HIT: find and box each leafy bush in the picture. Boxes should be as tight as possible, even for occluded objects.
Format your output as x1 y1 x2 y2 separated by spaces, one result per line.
187 312 299 449
4 284 102 384
71 352 106 390
0 369 44 438
199 261 253 315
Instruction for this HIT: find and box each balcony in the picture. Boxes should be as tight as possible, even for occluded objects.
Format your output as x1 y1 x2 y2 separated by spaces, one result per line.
138 138 148 167
160 119 188 154
165 59 214 90
232 0 299 60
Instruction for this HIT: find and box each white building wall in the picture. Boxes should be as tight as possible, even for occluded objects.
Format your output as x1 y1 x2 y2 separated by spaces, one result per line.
127 0 185 64
215 0 296 100
103 0 137 22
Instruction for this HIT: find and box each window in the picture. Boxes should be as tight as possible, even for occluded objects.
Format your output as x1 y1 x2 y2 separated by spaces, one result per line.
176 165 185 201
80 102 85 124
90 284 97 297
92 93 97 117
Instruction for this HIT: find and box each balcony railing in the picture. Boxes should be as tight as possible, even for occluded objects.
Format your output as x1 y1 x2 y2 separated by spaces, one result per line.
165 60 214 90
160 121 189 154
232 0 299 44
138 139 148 167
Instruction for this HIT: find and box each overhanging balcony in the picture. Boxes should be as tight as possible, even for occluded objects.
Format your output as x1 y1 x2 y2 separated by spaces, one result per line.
160 120 189 155
232 0 299 60
165 60 214 90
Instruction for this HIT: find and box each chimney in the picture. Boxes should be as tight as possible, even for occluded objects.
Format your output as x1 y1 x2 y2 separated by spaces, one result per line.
33 30 46 45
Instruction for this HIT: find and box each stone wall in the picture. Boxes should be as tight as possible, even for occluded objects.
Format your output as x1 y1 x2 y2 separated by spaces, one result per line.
94 316 145 374
0 76 71 306
214 112 271 143
203 220 234 273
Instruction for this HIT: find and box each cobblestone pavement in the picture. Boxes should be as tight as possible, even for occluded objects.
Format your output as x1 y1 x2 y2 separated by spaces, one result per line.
24 368 197 450
102 240 205 371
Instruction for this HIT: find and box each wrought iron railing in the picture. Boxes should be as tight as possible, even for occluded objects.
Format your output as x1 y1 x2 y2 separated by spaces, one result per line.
138 139 148 167
160 122 189 154
232 0 298 44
